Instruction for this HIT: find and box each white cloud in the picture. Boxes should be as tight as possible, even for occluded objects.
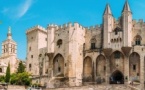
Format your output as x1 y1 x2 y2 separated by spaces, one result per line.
17 0 33 18
1 0 33 19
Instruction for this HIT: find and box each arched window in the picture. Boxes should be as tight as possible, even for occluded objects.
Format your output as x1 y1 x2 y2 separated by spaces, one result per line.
120 38 122 42
57 39 63 48
114 39 116 43
134 35 142 45
90 38 96 49
0 68 2 73
111 39 114 43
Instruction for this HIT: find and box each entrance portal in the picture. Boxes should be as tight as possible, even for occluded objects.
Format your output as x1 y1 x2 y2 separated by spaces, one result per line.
110 70 124 84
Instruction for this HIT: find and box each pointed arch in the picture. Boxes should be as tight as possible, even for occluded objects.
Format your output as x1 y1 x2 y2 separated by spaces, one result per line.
110 51 124 73
83 56 93 82
110 70 124 84
53 53 64 77
129 52 140 82
96 54 106 81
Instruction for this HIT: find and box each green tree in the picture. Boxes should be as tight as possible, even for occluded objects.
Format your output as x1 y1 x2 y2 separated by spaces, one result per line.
0 76 5 82
17 61 25 73
5 63 10 83
10 73 18 84
10 72 31 86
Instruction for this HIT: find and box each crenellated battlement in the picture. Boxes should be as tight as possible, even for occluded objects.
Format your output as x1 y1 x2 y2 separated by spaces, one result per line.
26 25 47 34
133 19 145 24
85 24 102 30
47 22 86 31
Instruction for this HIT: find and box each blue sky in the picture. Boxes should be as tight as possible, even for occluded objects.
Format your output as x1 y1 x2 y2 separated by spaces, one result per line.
0 0 145 60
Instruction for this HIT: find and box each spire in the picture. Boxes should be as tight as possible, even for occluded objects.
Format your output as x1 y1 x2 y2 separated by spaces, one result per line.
8 26 11 34
122 0 131 12
104 4 112 15
7 26 12 40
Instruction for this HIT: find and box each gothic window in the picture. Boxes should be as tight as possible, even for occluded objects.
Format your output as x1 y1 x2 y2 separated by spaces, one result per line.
134 35 141 45
90 38 96 49
135 40 141 45
57 39 62 48
0 68 2 72
114 51 120 59
91 43 96 49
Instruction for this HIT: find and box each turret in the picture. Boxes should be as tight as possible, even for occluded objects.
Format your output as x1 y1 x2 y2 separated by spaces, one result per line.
103 4 114 48
47 24 56 53
103 4 112 15
122 0 131 13
122 0 132 47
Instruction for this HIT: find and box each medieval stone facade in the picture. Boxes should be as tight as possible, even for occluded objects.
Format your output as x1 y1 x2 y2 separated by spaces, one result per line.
26 1 145 89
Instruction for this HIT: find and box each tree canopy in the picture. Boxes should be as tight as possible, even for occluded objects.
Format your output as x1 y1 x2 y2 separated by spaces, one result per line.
10 72 31 85
17 61 25 73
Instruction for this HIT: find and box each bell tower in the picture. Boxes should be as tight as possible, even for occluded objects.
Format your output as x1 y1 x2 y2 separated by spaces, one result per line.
2 26 17 57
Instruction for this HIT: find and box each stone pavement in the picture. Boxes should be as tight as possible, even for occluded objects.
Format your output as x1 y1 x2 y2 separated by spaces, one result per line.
7 85 26 90
46 85 139 90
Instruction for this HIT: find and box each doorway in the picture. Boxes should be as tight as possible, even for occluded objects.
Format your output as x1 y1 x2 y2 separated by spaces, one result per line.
110 70 124 84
